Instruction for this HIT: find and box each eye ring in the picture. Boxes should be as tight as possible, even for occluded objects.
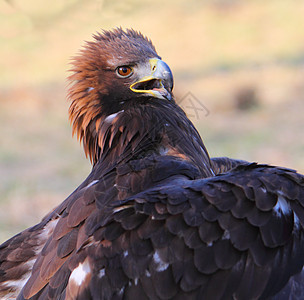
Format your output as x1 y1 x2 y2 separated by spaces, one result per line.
116 66 133 78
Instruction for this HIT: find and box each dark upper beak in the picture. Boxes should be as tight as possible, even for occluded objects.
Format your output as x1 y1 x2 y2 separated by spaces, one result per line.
130 58 174 101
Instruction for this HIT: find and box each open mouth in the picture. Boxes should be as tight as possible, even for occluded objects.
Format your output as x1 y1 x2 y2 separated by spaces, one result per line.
130 77 172 101
131 78 162 91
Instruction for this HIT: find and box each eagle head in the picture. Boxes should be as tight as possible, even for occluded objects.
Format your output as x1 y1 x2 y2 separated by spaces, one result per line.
68 28 174 164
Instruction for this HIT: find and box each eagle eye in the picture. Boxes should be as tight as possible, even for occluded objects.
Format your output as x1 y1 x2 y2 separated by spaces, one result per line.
116 66 133 78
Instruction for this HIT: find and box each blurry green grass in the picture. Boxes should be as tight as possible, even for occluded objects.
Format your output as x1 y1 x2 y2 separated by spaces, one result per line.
0 0 304 241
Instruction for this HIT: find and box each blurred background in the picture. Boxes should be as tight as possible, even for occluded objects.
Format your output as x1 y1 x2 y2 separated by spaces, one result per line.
0 0 303 241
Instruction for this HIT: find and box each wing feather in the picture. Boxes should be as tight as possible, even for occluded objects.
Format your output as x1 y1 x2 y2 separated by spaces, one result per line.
3 158 304 299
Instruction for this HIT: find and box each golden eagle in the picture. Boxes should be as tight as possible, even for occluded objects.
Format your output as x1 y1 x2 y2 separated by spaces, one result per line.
1 28 304 299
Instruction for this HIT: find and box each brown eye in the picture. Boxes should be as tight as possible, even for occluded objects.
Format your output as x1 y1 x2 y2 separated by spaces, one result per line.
116 66 133 77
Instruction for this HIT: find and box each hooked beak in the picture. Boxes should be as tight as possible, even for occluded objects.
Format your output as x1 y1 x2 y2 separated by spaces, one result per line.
130 58 174 101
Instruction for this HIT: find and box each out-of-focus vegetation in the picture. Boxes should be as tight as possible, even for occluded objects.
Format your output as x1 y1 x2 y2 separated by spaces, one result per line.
0 0 303 241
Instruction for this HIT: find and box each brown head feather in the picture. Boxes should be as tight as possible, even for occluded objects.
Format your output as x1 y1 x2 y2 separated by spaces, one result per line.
68 28 159 164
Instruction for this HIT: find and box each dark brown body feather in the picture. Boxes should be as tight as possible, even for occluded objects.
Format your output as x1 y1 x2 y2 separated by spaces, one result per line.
1 28 304 300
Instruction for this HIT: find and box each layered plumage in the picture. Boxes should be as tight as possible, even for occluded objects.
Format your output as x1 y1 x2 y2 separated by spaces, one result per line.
1 28 304 299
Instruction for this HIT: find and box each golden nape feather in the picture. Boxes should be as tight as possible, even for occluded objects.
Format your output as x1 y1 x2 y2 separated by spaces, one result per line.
68 28 159 165
1 28 304 300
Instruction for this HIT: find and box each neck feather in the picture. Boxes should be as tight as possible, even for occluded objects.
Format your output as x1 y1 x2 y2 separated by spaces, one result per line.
72 101 213 178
